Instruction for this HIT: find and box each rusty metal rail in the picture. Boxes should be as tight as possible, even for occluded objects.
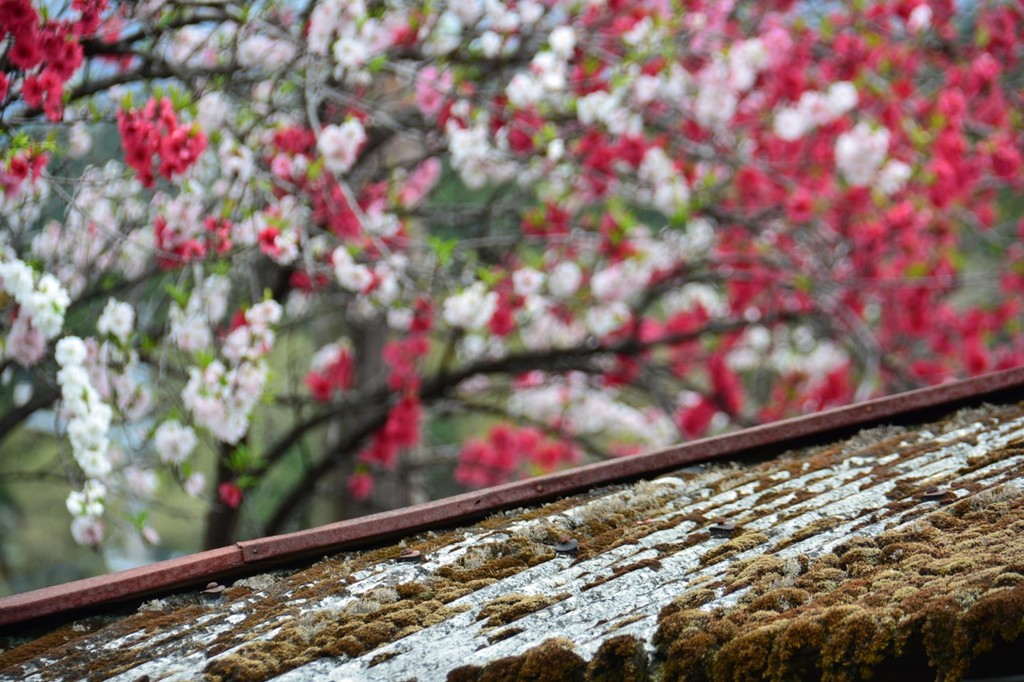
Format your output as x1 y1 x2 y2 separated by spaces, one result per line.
3 366 1023 629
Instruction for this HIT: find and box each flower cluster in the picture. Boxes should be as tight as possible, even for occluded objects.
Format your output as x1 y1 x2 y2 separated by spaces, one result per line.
454 424 579 489
168 274 231 352
117 97 207 188
353 332 428 482
0 151 47 199
835 123 893 188
317 119 367 175
65 480 106 547
55 336 113 479
31 162 148 297
4 0 1024 553
182 300 281 443
308 0 401 83
0 251 70 366
153 419 198 465
305 341 354 402
774 82 859 141
1 0 100 121
96 298 134 345
443 283 498 332
505 371 676 450
53 336 121 546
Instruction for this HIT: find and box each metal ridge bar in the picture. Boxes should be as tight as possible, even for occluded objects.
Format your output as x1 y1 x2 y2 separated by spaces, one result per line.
0 546 241 628
2 365 1023 628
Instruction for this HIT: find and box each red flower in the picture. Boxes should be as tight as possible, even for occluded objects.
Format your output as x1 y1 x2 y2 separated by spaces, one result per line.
347 471 374 500
677 397 717 439
305 371 333 402
218 482 243 509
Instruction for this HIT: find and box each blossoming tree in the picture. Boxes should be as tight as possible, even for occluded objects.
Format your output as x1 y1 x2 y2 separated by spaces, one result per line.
1 0 1022 553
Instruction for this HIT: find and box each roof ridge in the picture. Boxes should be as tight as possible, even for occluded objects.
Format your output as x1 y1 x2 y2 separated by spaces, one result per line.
2 365 1022 630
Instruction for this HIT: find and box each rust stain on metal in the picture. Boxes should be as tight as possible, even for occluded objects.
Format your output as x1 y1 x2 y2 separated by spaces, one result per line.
2 366 1023 629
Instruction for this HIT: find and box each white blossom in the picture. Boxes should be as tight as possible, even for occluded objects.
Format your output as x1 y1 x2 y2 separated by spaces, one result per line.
507 72 543 108
826 82 859 118
728 39 767 92
70 516 105 546
333 247 374 293
318 119 367 175
184 472 206 498
237 34 297 70
245 300 283 329
835 122 890 186
774 82 858 140
548 261 582 299
55 336 88 367
69 123 92 158
512 267 545 297
97 298 135 343
154 420 198 465
479 30 502 58
876 159 912 195
12 382 32 407
585 301 630 336
443 283 497 330
908 4 932 32
549 26 576 57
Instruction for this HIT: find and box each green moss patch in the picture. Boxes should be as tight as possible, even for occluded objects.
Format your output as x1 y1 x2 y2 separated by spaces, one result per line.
447 638 586 682
655 485 1024 681
205 594 470 681
477 593 570 628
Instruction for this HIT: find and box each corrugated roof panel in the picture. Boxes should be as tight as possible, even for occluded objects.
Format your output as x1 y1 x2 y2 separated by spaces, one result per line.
2 402 1024 681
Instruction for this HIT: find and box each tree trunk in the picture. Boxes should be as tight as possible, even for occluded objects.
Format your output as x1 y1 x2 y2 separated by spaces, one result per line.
332 316 391 522
202 446 240 549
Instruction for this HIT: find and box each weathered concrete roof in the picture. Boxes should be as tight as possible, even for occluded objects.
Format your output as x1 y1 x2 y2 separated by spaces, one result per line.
3 400 1024 681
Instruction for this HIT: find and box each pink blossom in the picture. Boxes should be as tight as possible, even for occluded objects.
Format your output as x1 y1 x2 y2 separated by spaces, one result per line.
6 313 46 366
70 516 105 546
398 158 442 207
184 472 206 498
318 119 367 174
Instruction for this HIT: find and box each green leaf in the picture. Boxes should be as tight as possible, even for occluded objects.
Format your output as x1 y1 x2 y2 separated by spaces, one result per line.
195 349 215 369
607 198 638 234
976 26 991 48
819 15 834 41
235 475 258 490
475 268 501 286
129 509 150 530
228 445 254 472
307 157 324 181
905 262 929 278
428 236 457 266
164 283 190 307
670 203 691 226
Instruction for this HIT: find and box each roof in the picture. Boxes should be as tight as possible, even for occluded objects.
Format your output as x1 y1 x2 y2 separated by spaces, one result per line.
2 383 1024 680
4 366 1023 631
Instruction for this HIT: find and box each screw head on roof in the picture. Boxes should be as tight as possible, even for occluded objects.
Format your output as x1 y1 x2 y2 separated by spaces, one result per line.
397 548 423 563
708 519 739 537
919 487 956 504
201 582 225 596
554 536 579 554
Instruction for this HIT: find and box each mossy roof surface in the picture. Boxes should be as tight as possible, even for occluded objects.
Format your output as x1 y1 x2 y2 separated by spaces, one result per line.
3 402 1024 682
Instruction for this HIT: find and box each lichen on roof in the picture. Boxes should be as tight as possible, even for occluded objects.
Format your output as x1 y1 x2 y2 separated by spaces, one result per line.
3 402 1024 681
